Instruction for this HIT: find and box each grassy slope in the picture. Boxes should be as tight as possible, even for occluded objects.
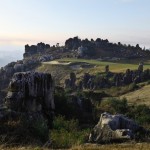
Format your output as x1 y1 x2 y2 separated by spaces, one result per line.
56 58 150 72
120 84 150 106
40 58 150 75
36 58 150 106
2 58 150 149
36 64 71 85
39 57 150 82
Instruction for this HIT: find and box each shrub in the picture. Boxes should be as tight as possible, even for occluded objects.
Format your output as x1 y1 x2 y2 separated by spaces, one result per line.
147 80 150 85
100 98 128 114
0 114 49 146
51 116 90 149
128 82 138 91
28 117 49 142
128 104 150 125
107 83 138 97
52 116 78 131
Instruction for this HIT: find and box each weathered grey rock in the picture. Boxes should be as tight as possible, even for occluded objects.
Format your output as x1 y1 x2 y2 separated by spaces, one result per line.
4 72 55 127
25 44 30 53
105 65 109 73
45 44 50 49
39 55 53 62
89 112 141 143
83 73 91 89
70 72 76 89
3 66 15 77
64 79 70 89
113 73 122 86
138 62 144 73
64 73 76 89
123 69 132 85
14 64 24 72
24 42 51 58
0 71 55 145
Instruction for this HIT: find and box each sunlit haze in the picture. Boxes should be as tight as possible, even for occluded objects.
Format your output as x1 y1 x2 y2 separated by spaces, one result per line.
0 0 150 66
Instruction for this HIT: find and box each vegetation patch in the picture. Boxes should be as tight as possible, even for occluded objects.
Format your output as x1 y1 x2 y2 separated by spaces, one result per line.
51 116 90 149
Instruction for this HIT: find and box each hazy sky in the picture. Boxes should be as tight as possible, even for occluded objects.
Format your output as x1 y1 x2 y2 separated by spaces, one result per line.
0 0 150 66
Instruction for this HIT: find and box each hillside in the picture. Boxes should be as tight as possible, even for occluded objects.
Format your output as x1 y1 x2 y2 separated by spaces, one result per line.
36 58 150 85
120 84 150 106
1 39 150 149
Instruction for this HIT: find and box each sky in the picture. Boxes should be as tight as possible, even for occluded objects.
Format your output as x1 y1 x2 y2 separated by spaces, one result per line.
0 0 150 67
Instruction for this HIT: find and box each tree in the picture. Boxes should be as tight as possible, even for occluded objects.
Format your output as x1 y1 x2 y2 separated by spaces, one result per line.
56 43 59 47
136 44 140 49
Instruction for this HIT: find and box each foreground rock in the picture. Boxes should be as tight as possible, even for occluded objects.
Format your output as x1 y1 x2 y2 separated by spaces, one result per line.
0 72 55 145
6 72 54 111
89 112 145 143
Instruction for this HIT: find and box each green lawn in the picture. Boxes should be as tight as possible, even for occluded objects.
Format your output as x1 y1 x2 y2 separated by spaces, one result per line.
56 58 150 73
38 58 150 84
57 58 117 65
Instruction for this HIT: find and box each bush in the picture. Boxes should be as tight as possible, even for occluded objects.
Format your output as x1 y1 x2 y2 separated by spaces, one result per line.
51 116 90 149
27 116 49 142
52 116 78 131
0 114 49 146
107 83 138 97
100 98 128 114
128 104 150 125
128 83 138 91
147 80 150 85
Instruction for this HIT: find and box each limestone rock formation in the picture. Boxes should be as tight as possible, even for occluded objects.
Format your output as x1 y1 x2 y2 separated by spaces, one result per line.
105 65 109 73
138 61 144 73
4 72 55 127
64 72 76 89
23 42 50 58
63 62 150 91
0 72 55 145
5 72 55 111
39 55 53 62
89 112 142 143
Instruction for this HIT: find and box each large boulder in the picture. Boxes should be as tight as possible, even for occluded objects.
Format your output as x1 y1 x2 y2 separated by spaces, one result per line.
4 72 55 126
0 72 55 145
64 72 76 89
14 64 24 72
105 65 109 73
89 112 142 143
138 62 144 73
82 73 91 89
70 72 76 89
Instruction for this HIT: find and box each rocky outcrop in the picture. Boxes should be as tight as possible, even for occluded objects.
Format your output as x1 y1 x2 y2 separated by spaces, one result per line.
23 42 50 58
5 72 54 111
0 59 40 101
64 72 76 89
138 62 144 73
64 36 150 58
0 72 55 145
39 55 54 62
89 112 143 143
105 65 109 74
64 63 150 90
4 72 55 126
0 63 16 92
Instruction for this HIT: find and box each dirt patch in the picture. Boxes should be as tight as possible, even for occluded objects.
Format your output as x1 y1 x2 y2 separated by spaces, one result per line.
43 61 71 65
69 62 95 70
